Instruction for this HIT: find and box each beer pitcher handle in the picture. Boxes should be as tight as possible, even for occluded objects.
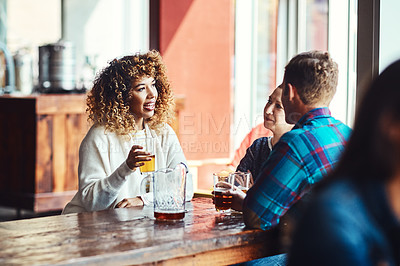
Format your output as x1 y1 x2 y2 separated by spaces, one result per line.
139 173 153 205
175 162 194 201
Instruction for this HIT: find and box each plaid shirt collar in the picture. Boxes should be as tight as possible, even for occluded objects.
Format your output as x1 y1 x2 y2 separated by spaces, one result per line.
293 107 331 129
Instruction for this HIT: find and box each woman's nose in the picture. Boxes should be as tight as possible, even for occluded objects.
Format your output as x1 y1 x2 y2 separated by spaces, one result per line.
147 85 156 98
265 104 273 114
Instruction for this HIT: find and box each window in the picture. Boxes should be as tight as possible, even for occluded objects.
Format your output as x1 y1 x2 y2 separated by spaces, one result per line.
234 0 356 151
63 0 149 86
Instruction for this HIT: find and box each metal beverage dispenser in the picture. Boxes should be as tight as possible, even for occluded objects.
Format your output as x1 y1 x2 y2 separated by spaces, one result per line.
38 40 76 93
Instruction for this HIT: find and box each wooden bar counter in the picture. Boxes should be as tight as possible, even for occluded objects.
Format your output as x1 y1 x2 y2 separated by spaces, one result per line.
0 94 89 212
0 198 282 265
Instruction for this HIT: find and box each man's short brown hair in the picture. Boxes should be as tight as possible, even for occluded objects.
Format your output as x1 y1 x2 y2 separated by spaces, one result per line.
283 51 338 106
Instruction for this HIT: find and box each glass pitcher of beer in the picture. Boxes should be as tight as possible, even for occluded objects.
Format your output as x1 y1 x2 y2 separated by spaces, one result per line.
152 163 187 221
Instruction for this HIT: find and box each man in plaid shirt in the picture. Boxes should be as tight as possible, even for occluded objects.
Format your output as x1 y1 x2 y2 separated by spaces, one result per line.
229 51 352 230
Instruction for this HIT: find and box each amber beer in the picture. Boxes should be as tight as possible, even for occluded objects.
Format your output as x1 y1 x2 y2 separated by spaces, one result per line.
214 188 233 211
140 155 155 173
154 211 185 220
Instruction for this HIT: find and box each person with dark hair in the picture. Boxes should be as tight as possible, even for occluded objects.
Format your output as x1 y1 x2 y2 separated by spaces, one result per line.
227 51 352 231
62 50 193 214
287 60 400 265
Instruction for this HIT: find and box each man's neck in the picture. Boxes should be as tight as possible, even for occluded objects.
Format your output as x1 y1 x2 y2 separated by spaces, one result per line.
302 104 328 114
290 105 327 124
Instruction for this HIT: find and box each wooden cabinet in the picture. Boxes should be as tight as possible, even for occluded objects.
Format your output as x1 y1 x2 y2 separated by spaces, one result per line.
0 94 89 212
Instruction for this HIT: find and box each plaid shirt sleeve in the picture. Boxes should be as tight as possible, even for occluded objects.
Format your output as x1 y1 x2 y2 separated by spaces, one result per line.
244 137 311 230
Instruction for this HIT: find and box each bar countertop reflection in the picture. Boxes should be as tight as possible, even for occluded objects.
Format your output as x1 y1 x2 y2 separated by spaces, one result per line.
0 197 281 265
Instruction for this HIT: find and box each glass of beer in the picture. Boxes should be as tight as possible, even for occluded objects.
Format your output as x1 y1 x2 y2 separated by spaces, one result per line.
139 137 156 173
230 172 251 193
213 171 234 212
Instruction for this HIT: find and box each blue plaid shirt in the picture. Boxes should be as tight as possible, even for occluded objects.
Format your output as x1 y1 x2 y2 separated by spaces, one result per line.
243 108 352 230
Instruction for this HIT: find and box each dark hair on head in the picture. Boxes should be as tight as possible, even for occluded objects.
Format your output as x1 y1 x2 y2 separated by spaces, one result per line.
333 59 400 182
284 50 338 106
86 50 174 135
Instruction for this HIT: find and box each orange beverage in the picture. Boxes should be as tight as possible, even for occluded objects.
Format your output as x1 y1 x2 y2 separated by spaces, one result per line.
140 155 155 173
154 211 185 220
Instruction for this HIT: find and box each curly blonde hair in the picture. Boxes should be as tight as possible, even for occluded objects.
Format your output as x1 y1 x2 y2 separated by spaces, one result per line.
87 50 174 135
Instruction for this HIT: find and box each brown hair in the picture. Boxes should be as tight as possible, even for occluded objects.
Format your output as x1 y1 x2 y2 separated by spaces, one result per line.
86 50 174 135
284 50 338 106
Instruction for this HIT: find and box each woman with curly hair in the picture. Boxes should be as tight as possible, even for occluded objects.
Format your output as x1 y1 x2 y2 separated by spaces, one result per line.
62 50 193 214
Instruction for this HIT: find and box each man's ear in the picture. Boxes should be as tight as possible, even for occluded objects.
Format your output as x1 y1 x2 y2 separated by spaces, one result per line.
287 83 297 101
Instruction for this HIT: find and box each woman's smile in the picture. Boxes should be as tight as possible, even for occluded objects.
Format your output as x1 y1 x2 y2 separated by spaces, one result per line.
143 100 156 111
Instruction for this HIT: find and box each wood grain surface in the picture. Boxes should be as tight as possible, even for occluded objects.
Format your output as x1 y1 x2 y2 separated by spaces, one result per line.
0 198 282 265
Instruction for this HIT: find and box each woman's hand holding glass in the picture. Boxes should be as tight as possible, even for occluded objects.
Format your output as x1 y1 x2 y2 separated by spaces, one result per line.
119 144 152 208
126 144 152 170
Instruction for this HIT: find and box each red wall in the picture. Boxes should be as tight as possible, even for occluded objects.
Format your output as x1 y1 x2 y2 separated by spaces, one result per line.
159 0 234 159
159 0 234 190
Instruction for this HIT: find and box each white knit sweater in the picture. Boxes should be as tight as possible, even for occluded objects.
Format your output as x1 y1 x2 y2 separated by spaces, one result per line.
62 123 193 214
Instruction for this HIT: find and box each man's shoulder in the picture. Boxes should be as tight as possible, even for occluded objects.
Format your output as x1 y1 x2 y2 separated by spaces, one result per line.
278 118 351 157
307 114 351 130
286 116 351 140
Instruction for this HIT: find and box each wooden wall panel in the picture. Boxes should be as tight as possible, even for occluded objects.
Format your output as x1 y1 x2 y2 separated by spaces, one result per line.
52 114 67 192
36 115 53 193
0 95 88 212
65 114 88 191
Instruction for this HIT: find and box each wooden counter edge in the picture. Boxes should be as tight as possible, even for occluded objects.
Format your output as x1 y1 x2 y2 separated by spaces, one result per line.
53 228 280 266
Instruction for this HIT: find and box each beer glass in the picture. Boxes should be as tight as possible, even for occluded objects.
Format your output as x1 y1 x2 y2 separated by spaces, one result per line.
231 172 251 193
139 137 156 173
213 171 234 212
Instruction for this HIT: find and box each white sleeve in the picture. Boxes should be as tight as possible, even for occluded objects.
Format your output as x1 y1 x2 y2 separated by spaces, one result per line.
77 130 134 211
